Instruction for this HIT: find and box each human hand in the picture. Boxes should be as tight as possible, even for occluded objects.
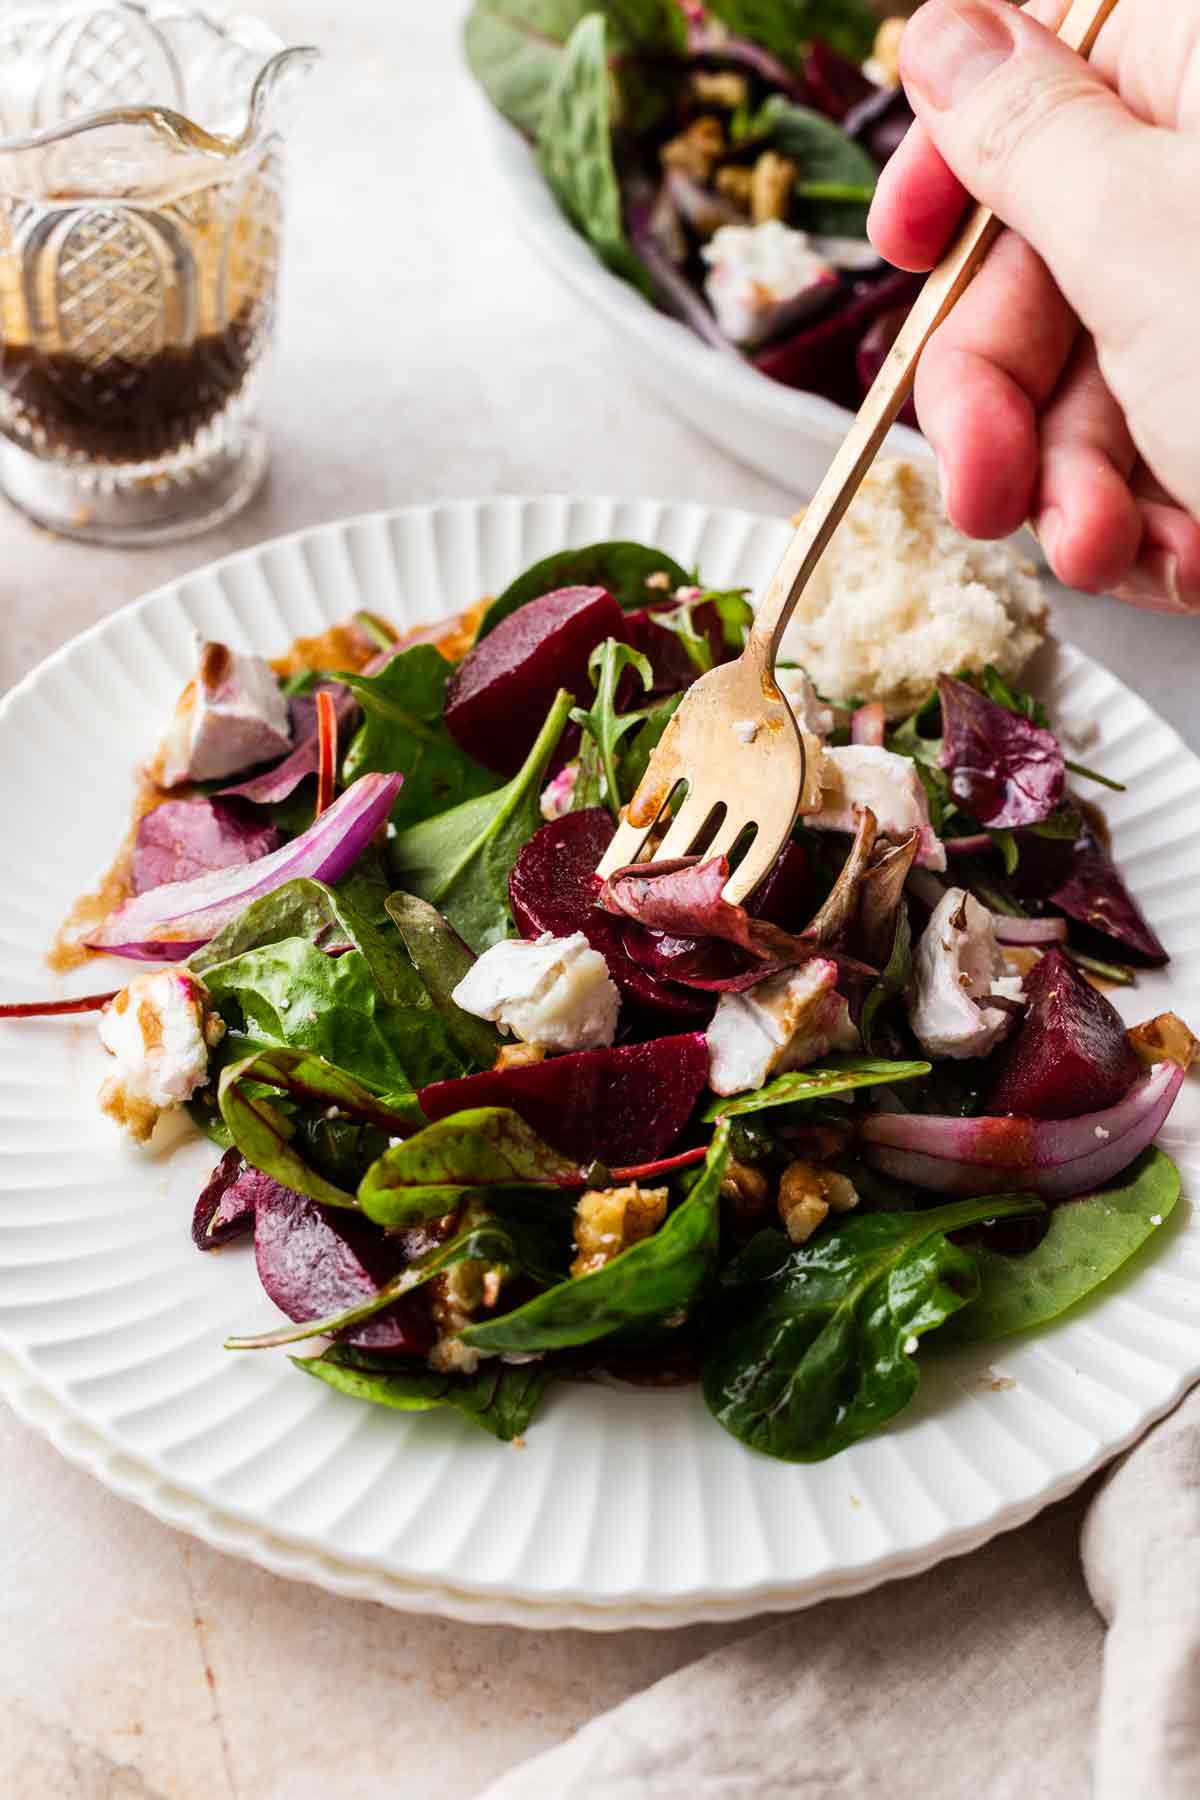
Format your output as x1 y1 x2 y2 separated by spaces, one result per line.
867 0 1200 613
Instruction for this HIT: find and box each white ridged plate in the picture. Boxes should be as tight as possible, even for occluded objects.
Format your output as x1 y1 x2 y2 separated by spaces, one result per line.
1 496 1198 1632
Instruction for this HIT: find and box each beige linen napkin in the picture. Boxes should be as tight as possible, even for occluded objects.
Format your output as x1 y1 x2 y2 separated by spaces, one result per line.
479 1388 1200 1800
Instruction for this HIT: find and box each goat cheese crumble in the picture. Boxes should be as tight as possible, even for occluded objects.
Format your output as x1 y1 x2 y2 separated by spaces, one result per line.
702 220 837 347
98 969 224 1141
810 744 946 870
156 640 292 787
707 957 859 1095
907 888 1024 1061
452 932 620 1052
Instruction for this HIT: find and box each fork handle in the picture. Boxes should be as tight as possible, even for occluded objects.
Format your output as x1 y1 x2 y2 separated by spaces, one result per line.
746 0 1124 667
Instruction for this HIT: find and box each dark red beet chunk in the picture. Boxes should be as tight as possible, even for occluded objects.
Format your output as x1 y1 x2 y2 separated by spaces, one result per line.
509 808 710 1022
625 599 732 694
1050 831 1168 966
804 41 875 120
192 1148 263 1250
133 798 281 894
253 1185 433 1354
420 1032 709 1167
983 946 1140 1120
445 585 628 775
857 310 918 428
753 270 922 407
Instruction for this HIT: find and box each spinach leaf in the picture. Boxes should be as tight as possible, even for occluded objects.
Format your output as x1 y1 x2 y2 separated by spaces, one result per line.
860 908 912 1055
570 638 654 819
702 1056 931 1121
619 691 683 795
191 878 407 998
705 0 878 63
945 1149 1180 1344
339 645 500 828
539 16 651 294
359 1106 581 1227
753 94 880 233
460 1122 732 1354
296 1346 548 1441
218 1048 421 1210
464 0 685 136
385 891 502 1067
480 540 691 637
390 688 573 950
703 1191 1042 1462
204 937 467 1106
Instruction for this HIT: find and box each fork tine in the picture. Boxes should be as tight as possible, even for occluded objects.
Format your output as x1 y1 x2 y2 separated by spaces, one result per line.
701 809 754 868
650 789 722 864
722 828 787 907
595 811 660 879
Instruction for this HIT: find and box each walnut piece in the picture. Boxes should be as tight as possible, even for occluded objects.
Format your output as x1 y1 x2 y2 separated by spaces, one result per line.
572 1183 669 1278
870 17 907 87
1128 1012 1200 1072
715 164 754 211
660 116 726 182
690 69 750 111
777 1158 860 1243
493 1041 547 1072
751 151 798 225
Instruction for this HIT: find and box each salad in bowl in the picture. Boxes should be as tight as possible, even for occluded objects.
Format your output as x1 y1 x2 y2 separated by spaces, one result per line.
10 470 1193 1465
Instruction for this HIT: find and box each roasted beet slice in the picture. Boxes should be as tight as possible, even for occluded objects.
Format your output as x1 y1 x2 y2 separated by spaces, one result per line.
1050 831 1168 966
192 1149 263 1249
624 599 733 694
419 1032 708 1166
133 798 281 894
445 585 628 774
253 1185 433 1355
752 269 922 406
983 946 1140 1120
509 808 709 1021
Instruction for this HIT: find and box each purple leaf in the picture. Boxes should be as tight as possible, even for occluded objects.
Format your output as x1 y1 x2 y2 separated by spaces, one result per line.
192 1148 270 1250
937 674 1065 829
133 799 282 895
220 683 358 805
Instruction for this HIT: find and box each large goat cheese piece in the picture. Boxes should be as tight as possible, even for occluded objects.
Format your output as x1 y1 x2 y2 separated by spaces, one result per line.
707 957 859 1096
701 220 837 348
452 932 620 1053
908 888 1024 1061
98 968 224 1142
776 666 834 738
156 640 292 787
810 744 946 870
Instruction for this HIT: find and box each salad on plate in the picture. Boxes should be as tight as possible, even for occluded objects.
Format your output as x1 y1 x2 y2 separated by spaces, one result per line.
466 0 922 416
9 471 1195 1463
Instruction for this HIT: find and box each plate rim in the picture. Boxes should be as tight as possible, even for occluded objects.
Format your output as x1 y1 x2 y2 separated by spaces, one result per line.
1 491 1197 1629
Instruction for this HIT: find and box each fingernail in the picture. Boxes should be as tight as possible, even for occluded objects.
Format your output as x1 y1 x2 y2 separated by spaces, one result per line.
1113 553 1200 614
903 0 1014 109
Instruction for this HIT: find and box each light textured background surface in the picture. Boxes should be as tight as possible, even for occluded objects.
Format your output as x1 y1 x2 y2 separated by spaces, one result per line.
1 5 1195 1797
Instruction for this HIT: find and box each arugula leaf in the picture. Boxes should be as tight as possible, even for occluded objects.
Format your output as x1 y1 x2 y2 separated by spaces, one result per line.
705 0 878 63
464 0 685 136
359 1106 581 1227
385 891 502 1067
480 540 691 637
945 1149 1180 1343
570 638 654 819
390 688 572 949
539 16 651 293
204 936 467 1107
339 645 500 829
619 690 682 796
989 828 1020 877
703 1056 931 1121
460 1123 732 1354
860 908 912 1055
703 1192 1043 1462
296 1346 548 1441
218 1048 421 1210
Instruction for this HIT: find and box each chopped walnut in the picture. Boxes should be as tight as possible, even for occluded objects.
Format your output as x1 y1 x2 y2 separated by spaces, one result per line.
645 570 673 591
868 17 907 87
751 151 798 224
427 1203 504 1374
720 1156 772 1234
690 69 750 111
715 164 754 211
782 1122 851 1163
493 1041 547 1072
660 115 726 182
778 1158 859 1243
571 1183 669 1278
1128 1012 1200 1072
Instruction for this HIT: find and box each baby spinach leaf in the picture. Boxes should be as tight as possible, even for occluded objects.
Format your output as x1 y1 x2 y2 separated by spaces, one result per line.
480 540 691 637
570 637 654 819
390 687 573 950
296 1346 549 1441
705 0 878 63
385 891 502 1067
218 1048 421 1210
755 92 879 186
460 1121 732 1354
204 937 467 1106
359 1106 581 1228
703 1191 1042 1463
191 878 409 999
945 1149 1180 1344
860 908 912 1055
339 645 500 828
702 1056 931 1121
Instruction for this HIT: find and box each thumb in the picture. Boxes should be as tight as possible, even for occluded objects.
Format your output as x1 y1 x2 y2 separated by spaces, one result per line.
898 0 1174 340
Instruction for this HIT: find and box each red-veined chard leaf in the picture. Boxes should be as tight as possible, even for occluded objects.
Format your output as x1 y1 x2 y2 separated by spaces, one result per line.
295 1346 549 1442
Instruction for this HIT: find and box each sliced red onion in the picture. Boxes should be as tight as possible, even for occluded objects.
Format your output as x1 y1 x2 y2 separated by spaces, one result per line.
220 683 357 805
861 1060 1185 1199
991 916 1069 947
86 773 402 961
943 833 994 857
686 25 809 99
850 702 886 747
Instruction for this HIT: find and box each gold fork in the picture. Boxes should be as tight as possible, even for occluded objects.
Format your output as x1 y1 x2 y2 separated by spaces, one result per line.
595 0 1122 904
